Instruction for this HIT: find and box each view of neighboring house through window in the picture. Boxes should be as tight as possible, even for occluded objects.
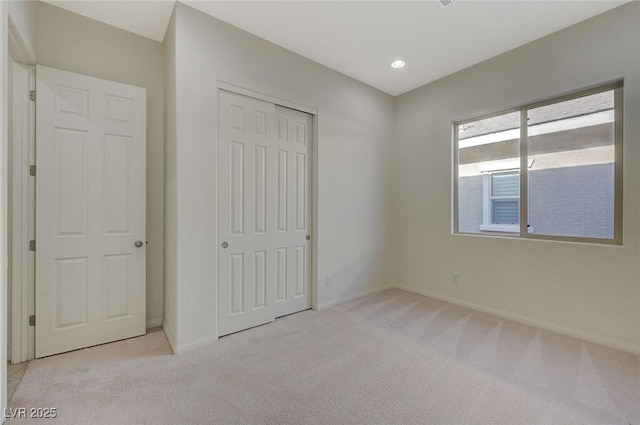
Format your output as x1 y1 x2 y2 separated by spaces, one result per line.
454 82 622 244
489 171 519 225
457 110 522 234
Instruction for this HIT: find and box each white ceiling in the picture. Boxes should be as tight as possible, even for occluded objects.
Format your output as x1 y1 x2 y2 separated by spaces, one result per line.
43 0 630 96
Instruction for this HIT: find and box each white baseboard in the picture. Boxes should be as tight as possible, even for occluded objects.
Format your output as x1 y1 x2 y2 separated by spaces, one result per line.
161 321 176 354
160 321 218 355
173 335 219 354
146 318 163 329
392 283 640 356
317 285 393 310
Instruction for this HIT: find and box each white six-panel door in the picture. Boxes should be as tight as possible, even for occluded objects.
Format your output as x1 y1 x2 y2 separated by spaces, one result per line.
272 105 313 319
35 66 146 357
218 91 312 336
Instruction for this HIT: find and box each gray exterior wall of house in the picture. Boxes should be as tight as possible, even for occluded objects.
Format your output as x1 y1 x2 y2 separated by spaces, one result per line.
458 175 484 233
458 163 614 238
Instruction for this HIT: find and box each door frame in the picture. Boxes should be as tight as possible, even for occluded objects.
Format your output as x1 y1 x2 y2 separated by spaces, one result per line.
9 60 35 364
2 0 9 416
8 14 36 364
215 81 319 338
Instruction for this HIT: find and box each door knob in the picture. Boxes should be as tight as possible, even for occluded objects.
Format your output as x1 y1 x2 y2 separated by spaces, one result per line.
134 240 144 248
221 242 229 249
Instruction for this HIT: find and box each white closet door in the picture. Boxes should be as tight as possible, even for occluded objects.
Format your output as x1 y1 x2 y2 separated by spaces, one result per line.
35 66 146 358
272 105 312 319
218 91 312 336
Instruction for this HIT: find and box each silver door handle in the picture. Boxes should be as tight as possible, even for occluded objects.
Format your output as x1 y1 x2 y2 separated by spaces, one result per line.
134 240 144 248
221 242 229 249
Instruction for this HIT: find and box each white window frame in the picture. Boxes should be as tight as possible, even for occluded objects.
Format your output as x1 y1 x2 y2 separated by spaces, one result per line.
453 81 623 245
479 171 520 233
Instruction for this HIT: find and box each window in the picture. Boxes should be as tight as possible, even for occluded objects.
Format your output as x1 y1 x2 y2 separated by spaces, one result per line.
454 82 622 244
490 172 519 224
478 171 520 233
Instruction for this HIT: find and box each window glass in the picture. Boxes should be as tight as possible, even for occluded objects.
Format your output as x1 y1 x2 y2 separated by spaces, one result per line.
491 172 519 225
456 111 520 234
526 90 615 239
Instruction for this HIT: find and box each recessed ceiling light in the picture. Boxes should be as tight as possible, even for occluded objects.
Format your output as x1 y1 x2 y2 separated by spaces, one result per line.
391 59 406 69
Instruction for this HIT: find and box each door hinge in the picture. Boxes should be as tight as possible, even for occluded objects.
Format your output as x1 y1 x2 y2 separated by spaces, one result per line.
29 240 36 251
29 165 36 177
29 90 36 102
29 315 35 326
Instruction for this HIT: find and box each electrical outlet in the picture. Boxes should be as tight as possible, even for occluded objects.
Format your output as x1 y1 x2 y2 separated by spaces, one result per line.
452 273 461 284
326 274 333 286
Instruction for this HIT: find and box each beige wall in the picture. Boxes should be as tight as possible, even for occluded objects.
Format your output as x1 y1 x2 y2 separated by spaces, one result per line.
393 2 640 352
162 11 177 348
35 2 165 326
165 3 395 350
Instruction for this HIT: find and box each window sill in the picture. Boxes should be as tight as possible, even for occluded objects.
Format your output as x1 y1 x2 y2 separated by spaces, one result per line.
479 224 520 233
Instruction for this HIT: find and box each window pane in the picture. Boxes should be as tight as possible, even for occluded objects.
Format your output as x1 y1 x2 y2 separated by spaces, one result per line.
492 172 519 197
492 200 519 224
526 90 615 239
457 111 520 234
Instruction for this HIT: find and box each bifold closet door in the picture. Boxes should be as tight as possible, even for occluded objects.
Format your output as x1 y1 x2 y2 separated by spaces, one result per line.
218 91 312 336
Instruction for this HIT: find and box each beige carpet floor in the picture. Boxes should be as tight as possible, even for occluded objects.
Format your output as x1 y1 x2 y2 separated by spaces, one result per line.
7 289 640 424
7 361 28 402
